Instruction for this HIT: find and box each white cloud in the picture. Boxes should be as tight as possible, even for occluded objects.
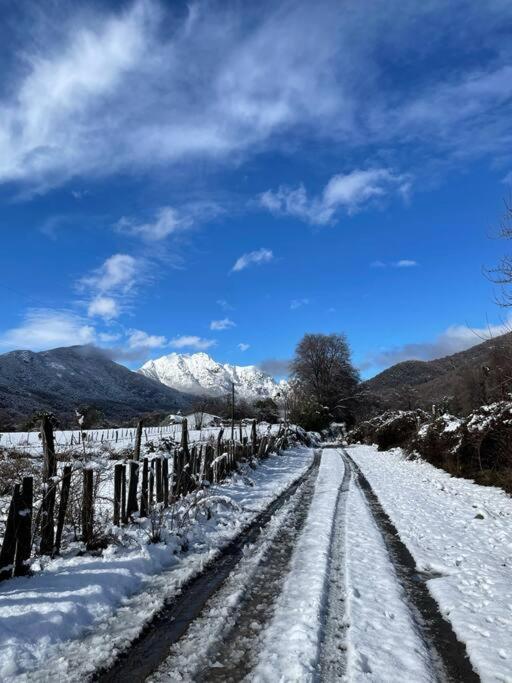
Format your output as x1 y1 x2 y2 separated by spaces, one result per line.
1 2 512 191
238 342 250 351
81 253 138 294
260 169 410 226
169 335 216 350
290 298 309 310
370 259 418 269
232 248 274 272
217 299 234 311
128 328 167 349
117 207 190 240
210 318 236 330
0 309 96 351
87 296 119 319
117 203 223 241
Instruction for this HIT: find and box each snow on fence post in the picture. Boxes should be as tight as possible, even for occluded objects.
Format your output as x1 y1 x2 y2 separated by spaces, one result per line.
113 464 123 526
126 462 139 519
0 484 20 581
54 466 71 555
14 475 33 575
162 457 169 508
140 458 149 518
82 468 94 548
40 415 57 556
155 457 163 503
251 420 257 455
134 420 143 461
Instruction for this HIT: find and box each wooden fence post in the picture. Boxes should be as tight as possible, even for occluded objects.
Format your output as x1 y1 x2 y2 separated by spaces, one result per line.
114 464 123 526
14 475 33 575
0 485 20 581
140 458 149 517
134 420 143 461
54 467 71 555
126 461 139 518
40 415 57 555
162 457 169 508
82 468 94 548
155 457 163 503
121 465 128 524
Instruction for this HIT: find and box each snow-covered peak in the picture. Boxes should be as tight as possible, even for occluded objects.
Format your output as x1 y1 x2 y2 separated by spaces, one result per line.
138 352 287 401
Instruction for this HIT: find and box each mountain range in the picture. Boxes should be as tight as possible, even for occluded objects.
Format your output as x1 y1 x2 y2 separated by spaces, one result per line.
138 352 287 402
0 345 194 429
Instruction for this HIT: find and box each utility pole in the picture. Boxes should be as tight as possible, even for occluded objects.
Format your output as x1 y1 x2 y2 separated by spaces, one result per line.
231 381 235 442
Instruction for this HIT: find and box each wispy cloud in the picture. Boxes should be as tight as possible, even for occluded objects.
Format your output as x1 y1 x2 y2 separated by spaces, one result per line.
1 2 512 192
87 296 119 320
238 342 250 351
80 254 138 295
0 308 96 351
370 259 418 269
362 318 512 372
217 299 234 311
116 202 223 241
169 335 216 350
290 298 310 310
127 329 167 349
395 259 418 268
260 169 411 225
259 358 291 377
210 318 236 331
232 248 274 273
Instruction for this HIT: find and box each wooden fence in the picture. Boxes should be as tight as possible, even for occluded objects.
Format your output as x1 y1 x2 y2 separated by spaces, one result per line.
0 416 289 582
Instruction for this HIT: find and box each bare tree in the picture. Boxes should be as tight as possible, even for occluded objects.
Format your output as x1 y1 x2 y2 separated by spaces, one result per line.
289 333 360 430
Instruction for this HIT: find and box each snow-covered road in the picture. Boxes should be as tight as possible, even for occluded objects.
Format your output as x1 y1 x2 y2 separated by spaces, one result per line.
3 444 508 681
124 447 484 682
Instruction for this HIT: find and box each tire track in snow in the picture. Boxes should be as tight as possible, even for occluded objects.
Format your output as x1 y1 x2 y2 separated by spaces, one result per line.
187 461 320 681
96 451 321 683
318 449 351 682
340 448 479 683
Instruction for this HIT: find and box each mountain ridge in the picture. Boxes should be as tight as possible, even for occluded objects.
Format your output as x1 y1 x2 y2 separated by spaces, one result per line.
0 344 195 429
363 331 512 413
138 351 287 401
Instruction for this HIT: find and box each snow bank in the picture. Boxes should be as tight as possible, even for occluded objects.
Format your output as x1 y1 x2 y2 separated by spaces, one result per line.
349 445 512 683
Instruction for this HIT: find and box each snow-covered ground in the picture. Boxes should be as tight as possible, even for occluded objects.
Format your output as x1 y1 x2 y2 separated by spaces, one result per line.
0 422 281 456
349 444 512 683
0 446 314 681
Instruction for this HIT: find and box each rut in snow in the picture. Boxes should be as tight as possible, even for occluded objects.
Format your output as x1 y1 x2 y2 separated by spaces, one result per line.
95 452 321 683
184 462 320 681
317 449 351 682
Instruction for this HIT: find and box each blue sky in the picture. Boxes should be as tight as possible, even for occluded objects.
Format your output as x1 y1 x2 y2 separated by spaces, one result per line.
1 0 512 378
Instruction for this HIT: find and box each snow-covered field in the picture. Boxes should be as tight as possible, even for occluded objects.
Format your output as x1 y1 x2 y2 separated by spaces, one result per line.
0 446 314 681
349 444 512 683
0 422 277 456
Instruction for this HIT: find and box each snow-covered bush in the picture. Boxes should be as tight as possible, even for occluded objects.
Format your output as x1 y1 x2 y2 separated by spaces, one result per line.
408 413 465 471
348 409 429 451
350 401 512 492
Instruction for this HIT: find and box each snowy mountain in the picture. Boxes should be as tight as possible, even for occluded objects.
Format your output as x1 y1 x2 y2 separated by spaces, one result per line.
138 352 287 402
